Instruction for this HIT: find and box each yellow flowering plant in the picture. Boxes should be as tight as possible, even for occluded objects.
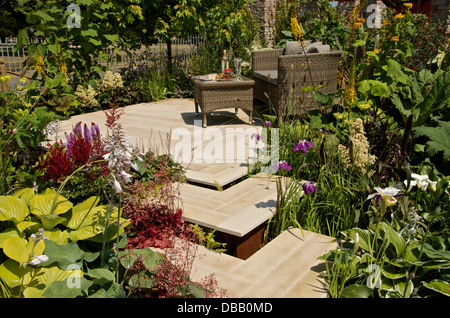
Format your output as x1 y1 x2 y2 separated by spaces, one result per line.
356 6 416 112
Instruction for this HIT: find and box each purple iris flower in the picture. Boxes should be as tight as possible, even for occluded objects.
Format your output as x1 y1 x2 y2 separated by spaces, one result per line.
273 160 292 171
292 139 315 154
251 133 261 141
263 121 273 128
302 181 317 195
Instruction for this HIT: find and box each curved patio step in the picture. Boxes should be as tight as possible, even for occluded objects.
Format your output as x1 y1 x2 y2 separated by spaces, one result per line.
189 227 337 298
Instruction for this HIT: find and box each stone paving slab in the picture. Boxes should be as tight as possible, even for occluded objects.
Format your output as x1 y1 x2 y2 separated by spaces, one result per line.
55 98 263 188
189 227 337 298
55 98 338 298
179 174 278 237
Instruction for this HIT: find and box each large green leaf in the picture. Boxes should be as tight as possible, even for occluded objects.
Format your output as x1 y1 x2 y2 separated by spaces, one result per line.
67 197 103 230
0 229 22 248
2 237 45 265
393 278 414 298
29 193 73 217
22 266 84 298
88 282 126 298
422 280 450 297
42 277 92 298
0 259 23 288
119 248 164 273
346 228 371 252
16 221 40 233
0 196 30 224
42 229 70 245
341 284 373 298
85 268 115 286
40 213 67 230
414 121 450 160
378 222 406 257
128 271 154 289
12 188 35 205
39 240 85 270
386 59 409 85
420 242 450 261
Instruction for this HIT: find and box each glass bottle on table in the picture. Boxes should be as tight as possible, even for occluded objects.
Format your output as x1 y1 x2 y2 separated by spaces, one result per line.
221 50 229 73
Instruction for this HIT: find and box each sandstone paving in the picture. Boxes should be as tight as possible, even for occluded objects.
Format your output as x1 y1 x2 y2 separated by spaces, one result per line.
55 98 337 298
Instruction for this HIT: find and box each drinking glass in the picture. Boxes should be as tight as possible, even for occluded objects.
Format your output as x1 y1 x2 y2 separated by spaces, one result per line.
234 57 243 80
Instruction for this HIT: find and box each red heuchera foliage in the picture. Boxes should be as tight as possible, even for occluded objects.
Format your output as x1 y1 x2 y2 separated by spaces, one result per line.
150 240 228 298
122 179 194 250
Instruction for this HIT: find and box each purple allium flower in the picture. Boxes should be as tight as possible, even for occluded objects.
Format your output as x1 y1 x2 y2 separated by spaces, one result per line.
302 181 317 195
292 139 315 154
273 160 292 171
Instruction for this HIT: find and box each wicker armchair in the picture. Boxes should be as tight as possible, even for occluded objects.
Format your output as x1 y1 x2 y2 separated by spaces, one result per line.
252 46 343 121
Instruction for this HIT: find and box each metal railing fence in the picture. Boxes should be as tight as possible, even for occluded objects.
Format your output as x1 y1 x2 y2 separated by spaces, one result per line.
0 35 204 92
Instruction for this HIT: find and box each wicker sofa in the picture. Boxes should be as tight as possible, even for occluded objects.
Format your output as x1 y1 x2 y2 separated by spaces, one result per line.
252 41 343 121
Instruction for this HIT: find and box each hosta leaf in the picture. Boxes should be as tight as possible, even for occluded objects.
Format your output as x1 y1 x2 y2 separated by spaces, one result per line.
420 242 450 261
0 196 30 223
30 193 73 217
381 265 407 280
347 228 371 252
39 240 85 270
22 266 84 298
2 237 45 265
422 280 450 296
12 188 35 204
71 196 100 218
379 222 406 257
88 282 126 298
341 284 373 298
43 277 92 298
16 221 40 233
88 218 130 243
393 279 413 298
39 213 67 230
66 205 106 230
69 225 102 242
118 248 164 273
86 268 115 286
42 229 70 245
128 271 154 289
0 228 22 248
0 259 22 288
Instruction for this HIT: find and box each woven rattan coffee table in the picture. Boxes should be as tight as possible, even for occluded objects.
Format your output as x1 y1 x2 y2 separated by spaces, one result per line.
192 75 255 128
